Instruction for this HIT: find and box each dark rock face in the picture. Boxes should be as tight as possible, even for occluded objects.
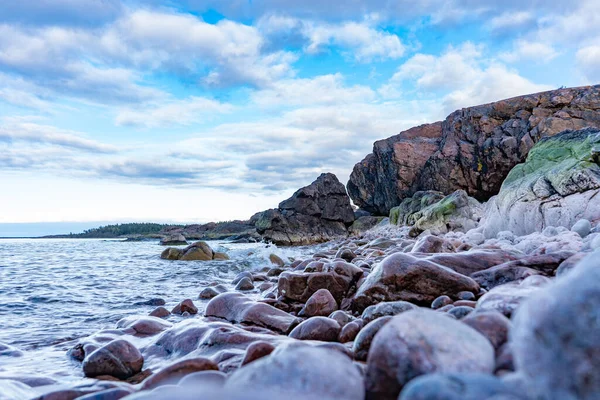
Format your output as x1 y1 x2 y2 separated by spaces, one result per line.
348 85 600 215
254 173 355 245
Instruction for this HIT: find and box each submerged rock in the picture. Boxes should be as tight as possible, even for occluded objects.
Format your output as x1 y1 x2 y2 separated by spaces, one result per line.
160 241 228 261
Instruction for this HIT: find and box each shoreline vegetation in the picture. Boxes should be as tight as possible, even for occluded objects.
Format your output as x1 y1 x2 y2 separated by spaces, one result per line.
3 85 600 399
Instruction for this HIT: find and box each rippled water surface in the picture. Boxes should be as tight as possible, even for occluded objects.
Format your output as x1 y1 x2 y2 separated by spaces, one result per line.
0 239 310 383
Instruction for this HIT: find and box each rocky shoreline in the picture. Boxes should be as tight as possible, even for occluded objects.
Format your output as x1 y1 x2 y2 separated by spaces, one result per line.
2 86 600 399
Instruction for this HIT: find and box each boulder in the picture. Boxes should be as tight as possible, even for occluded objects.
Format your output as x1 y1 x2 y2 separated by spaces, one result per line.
471 252 574 289
235 277 255 291
411 235 455 253
269 254 285 267
171 299 198 315
288 317 341 342
512 250 600 400
353 316 392 361
226 345 365 400
205 293 300 334
278 261 363 303
348 85 600 215
199 285 227 299
361 301 417 324
338 321 362 343
389 191 445 225
240 341 276 366
462 311 511 350
254 173 355 245
481 128 600 238
298 289 338 317
407 190 483 236
160 234 188 246
476 276 550 317
365 309 495 400
349 216 386 235
160 241 226 261
140 357 218 390
82 339 144 379
352 253 479 312
180 241 214 261
398 373 520 400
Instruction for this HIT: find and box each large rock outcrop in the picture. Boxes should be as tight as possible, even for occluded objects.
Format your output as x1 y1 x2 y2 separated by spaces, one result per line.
481 127 600 237
254 173 355 245
348 85 600 215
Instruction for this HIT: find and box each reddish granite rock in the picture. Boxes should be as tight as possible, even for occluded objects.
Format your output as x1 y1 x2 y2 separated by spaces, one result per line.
171 299 198 315
365 309 494 400
140 358 218 390
278 261 363 303
352 253 479 312
349 85 600 214
83 340 144 380
205 292 300 334
299 289 338 317
240 341 276 366
288 317 341 342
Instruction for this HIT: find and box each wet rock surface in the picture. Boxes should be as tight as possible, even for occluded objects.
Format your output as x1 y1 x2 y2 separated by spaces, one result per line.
205 292 300 333
82 339 144 379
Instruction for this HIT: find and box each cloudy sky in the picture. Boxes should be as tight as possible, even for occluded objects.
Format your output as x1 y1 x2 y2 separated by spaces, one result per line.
1 0 598 235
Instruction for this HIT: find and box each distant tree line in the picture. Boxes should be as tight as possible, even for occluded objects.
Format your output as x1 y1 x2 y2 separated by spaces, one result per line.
58 223 183 238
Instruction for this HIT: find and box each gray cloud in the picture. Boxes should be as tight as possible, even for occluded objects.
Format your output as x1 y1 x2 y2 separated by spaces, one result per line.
0 121 119 153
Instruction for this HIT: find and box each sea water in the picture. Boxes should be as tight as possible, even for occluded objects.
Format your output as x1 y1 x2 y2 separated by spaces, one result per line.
0 239 313 383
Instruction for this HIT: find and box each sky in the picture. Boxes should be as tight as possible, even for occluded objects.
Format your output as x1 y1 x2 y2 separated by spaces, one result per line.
1 0 599 236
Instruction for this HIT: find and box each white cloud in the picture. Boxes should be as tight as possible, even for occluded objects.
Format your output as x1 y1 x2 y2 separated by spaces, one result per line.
489 11 535 34
258 15 405 62
391 43 483 90
115 97 234 128
251 73 376 107
0 118 118 153
500 40 558 63
576 45 600 83
387 43 552 115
